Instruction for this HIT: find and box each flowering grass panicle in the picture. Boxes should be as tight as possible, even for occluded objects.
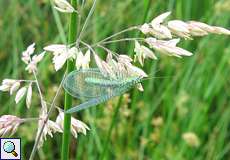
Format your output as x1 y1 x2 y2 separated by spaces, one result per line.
36 103 62 148
0 79 34 107
53 0 75 13
0 115 23 137
56 111 90 138
0 79 19 92
22 43 45 73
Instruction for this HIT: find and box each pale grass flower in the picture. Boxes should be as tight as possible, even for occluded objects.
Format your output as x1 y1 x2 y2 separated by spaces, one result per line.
75 49 91 70
134 40 157 66
26 83 33 109
25 51 45 73
2 79 17 85
101 61 115 78
22 44 45 73
0 85 10 92
22 56 31 65
53 0 75 13
168 20 192 39
56 111 90 138
75 50 83 69
15 87 27 104
106 58 119 78
182 132 200 147
117 62 128 78
145 38 193 57
168 20 230 38
37 119 62 148
52 51 69 71
106 51 113 62
114 53 144 78
94 53 109 77
151 11 171 26
0 79 22 94
150 24 172 39
44 44 77 71
158 38 180 47
212 26 230 35
139 12 172 39
10 81 20 95
188 21 230 35
67 46 78 59
117 54 133 64
22 43 35 64
150 12 172 39
37 106 62 148
0 115 23 137
140 12 230 40
94 51 148 79
105 65 117 79
188 21 215 33
43 44 68 53
136 83 144 92
187 23 208 37
25 61 38 73
127 65 148 78
139 23 151 34
0 79 18 92
32 51 45 64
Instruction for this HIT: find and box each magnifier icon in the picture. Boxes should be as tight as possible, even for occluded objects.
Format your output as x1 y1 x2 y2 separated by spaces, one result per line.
3 141 18 157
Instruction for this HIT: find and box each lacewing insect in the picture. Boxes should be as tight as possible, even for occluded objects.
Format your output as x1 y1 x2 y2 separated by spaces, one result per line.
63 68 142 113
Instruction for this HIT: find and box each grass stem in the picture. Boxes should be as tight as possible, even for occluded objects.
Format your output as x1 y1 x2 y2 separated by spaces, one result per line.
61 0 77 160
100 96 123 160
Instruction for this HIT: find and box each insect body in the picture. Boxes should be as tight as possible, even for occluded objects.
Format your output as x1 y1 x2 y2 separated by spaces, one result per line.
84 77 136 87
63 68 142 113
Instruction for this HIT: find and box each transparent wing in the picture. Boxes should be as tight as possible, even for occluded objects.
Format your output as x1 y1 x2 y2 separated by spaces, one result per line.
65 96 110 113
65 82 133 113
63 68 116 101
65 75 143 113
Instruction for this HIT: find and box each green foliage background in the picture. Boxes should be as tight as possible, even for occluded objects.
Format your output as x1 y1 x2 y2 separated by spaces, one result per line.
0 0 230 159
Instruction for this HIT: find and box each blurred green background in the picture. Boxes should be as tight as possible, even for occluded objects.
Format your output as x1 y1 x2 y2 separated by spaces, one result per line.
0 0 230 159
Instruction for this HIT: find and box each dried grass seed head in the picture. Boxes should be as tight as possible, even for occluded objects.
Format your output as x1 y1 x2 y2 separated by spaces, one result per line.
15 87 27 104
56 111 90 138
0 115 23 137
53 0 75 13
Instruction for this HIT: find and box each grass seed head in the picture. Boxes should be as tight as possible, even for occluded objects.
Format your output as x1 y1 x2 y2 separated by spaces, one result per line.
182 132 200 147
0 115 23 137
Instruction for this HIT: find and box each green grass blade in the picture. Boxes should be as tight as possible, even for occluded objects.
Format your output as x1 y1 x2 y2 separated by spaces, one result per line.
61 0 77 160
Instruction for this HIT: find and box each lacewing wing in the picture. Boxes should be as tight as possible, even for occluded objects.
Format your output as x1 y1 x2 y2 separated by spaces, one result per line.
63 68 141 113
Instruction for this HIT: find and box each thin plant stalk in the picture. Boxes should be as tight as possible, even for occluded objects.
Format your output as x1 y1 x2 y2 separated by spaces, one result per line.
76 0 97 45
67 25 138 48
100 96 123 160
61 0 77 160
29 73 66 160
29 70 47 160
93 26 139 45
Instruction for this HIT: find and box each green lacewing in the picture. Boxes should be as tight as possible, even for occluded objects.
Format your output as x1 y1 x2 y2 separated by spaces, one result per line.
63 68 142 113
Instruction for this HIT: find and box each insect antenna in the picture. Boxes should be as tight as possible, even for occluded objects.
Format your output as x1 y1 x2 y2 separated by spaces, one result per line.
141 69 174 81
141 75 175 81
